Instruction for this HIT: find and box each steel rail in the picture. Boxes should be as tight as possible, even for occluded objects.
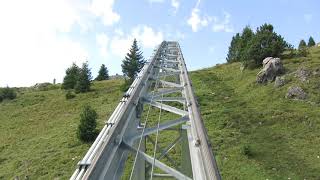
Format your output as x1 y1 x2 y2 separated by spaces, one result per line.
177 43 221 180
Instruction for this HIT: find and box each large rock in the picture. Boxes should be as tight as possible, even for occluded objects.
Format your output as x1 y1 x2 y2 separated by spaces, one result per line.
286 86 307 100
274 76 286 88
295 67 310 82
257 57 284 83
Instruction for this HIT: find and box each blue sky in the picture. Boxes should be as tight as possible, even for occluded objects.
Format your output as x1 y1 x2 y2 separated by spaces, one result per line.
0 0 319 87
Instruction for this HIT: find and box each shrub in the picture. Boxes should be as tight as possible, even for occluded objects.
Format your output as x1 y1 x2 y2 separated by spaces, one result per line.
77 105 98 142
65 91 76 100
0 87 17 102
241 144 253 158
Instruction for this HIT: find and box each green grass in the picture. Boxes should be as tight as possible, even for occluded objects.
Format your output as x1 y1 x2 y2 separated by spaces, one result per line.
190 46 320 179
1 46 320 179
0 80 123 179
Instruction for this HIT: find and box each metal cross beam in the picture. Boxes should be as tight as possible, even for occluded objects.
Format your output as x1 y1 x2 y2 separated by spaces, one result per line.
70 41 221 180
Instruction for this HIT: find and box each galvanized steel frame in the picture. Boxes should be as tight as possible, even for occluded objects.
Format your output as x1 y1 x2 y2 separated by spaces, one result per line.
70 41 221 180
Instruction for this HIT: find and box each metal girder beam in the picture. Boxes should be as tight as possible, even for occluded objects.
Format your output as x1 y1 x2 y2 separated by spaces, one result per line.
158 135 182 161
158 71 180 77
128 115 189 142
146 100 188 116
153 96 186 104
146 87 183 98
146 136 177 168
163 67 180 73
123 142 192 180
160 80 182 88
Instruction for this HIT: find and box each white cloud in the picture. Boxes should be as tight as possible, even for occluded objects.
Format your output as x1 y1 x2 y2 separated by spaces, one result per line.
89 0 120 26
132 26 164 48
110 26 163 57
212 12 234 33
110 36 133 58
96 33 109 58
187 0 211 32
0 0 88 87
171 0 180 12
148 0 179 13
148 0 165 2
303 14 312 24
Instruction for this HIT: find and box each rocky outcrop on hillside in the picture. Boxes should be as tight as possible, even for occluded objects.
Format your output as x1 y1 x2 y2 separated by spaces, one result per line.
295 67 310 82
274 76 286 88
286 86 307 100
256 57 284 83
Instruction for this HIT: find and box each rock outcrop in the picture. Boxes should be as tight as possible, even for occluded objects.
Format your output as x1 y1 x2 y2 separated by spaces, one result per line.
257 57 284 83
295 67 310 82
286 86 307 100
274 76 286 88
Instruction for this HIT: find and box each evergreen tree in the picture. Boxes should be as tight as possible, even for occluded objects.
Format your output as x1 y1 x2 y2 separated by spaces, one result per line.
298 39 307 49
308 36 316 47
246 23 287 67
62 63 80 89
77 105 98 142
226 33 241 63
298 39 308 57
121 39 145 82
238 26 254 62
95 64 109 81
75 62 92 93
227 27 254 63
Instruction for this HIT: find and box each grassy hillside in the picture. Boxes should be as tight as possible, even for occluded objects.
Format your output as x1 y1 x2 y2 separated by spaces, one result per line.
0 46 320 179
0 80 123 179
191 46 320 179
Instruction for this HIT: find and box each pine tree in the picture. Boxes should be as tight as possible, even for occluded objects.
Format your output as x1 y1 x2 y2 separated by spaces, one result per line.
226 33 241 63
75 62 92 93
95 64 109 81
298 39 307 49
308 36 316 47
298 39 308 57
238 26 254 62
246 23 287 67
121 39 145 82
77 105 98 142
62 63 80 89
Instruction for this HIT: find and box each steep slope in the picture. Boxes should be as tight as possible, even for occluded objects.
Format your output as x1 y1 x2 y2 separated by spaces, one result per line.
0 46 320 179
0 80 123 179
191 46 320 179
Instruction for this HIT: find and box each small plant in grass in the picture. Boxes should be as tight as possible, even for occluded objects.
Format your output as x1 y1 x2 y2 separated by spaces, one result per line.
0 86 17 102
65 91 76 100
77 105 98 142
241 144 253 158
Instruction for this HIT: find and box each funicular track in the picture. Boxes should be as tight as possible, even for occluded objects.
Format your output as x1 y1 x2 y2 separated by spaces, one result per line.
71 41 221 180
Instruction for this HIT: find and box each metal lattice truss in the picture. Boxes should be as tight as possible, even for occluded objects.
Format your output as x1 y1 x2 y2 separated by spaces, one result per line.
70 41 221 180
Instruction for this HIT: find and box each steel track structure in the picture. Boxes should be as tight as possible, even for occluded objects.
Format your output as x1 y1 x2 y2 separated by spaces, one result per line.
70 41 221 180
